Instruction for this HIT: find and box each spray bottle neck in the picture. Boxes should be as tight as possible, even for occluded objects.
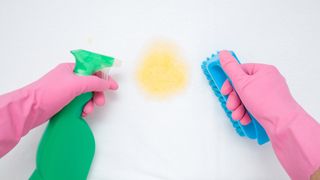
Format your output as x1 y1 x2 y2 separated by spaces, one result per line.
58 93 93 117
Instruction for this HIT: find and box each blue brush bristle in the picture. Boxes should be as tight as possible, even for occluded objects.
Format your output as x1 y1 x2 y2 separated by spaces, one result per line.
201 51 269 144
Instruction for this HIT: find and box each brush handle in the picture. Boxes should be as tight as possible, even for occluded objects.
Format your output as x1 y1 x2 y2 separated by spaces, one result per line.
203 52 269 145
220 52 269 144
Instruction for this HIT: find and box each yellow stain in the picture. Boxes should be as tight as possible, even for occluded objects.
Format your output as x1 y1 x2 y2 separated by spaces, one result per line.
136 41 188 98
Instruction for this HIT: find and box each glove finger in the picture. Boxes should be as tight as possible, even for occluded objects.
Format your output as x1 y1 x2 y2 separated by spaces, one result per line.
79 76 109 93
94 72 118 90
93 91 105 106
221 80 233 95
240 113 251 125
83 100 95 114
232 104 246 120
219 51 247 84
107 76 119 90
226 90 241 111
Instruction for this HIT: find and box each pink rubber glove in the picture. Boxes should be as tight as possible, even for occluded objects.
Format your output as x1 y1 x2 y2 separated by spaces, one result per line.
0 63 118 157
219 51 320 180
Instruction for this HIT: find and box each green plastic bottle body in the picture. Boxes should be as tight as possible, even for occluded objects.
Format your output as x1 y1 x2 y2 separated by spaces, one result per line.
31 50 116 180
30 93 95 180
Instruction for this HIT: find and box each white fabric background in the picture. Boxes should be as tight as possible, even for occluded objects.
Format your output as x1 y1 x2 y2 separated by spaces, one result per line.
0 0 320 179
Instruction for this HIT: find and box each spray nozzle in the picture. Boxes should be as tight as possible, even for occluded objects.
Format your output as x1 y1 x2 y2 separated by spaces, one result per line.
71 49 120 79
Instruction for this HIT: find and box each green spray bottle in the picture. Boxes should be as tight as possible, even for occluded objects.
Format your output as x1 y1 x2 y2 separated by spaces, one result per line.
30 49 119 180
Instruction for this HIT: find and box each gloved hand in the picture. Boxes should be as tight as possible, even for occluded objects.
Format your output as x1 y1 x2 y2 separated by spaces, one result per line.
219 51 320 180
0 63 118 157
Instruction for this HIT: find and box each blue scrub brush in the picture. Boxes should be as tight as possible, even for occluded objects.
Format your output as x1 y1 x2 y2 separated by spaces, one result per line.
201 51 269 145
